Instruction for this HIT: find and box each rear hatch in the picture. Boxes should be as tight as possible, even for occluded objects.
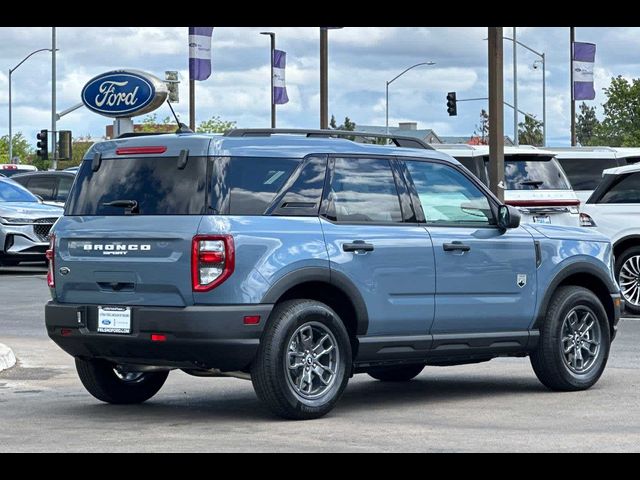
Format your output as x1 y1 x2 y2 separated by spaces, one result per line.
54 153 207 307
488 154 580 225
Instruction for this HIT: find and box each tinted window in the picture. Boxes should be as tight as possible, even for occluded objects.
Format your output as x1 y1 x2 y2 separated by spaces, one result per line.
0 180 38 203
26 177 56 200
494 155 571 190
600 173 640 204
557 158 618 190
66 157 207 215
326 157 402 223
210 157 300 215
56 176 74 202
406 161 493 225
271 156 326 215
456 157 476 175
1 169 36 178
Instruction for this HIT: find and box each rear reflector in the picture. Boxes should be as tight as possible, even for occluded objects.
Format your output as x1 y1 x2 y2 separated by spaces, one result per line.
60 328 72 337
506 199 580 207
243 315 261 325
151 334 167 342
116 146 167 155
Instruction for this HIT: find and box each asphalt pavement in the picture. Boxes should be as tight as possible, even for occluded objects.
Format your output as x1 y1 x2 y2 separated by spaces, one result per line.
1 264 639 452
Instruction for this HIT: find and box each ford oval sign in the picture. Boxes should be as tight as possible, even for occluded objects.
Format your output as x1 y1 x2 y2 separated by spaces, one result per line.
81 69 168 118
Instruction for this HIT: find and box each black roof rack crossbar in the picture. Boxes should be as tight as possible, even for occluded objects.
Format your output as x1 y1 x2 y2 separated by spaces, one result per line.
224 128 433 150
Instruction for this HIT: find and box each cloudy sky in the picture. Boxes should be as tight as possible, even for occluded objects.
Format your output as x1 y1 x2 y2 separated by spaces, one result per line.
0 26 637 149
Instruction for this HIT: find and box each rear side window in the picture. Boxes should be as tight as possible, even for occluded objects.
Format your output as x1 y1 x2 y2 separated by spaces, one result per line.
494 155 571 190
325 157 403 223
66 157 207 215
26 177 56 200
210 157 301 215
56 176 74 203
599 172 640 204
557 158 618 190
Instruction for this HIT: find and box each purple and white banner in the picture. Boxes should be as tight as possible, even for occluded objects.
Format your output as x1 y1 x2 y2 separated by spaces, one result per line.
573 42 596 100
189 27 214 81
273 49 289 105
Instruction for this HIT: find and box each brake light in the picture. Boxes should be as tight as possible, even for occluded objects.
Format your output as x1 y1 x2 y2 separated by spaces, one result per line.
46 234 55 288
579 213 597 227
115 146 167 155
192 235 235 292
506 199 581 207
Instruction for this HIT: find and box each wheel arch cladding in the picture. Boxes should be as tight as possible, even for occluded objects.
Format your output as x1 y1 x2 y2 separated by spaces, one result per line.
613 235 640 260
535 263 616 337
261 267 369 354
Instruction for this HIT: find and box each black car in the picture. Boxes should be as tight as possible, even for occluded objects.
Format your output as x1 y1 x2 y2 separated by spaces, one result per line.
12 171 76 207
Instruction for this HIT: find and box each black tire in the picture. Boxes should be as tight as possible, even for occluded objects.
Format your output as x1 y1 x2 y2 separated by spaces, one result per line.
251 299 352 420
531 286 610 391
368 364 425 382
615 246 640 314
75 358 169 404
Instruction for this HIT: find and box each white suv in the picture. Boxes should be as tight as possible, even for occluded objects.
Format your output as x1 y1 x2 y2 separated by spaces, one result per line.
581 163 640 313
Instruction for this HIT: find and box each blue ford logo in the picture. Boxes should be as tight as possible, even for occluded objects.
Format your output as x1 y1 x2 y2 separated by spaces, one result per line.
81 70 168 118
101 319 112 326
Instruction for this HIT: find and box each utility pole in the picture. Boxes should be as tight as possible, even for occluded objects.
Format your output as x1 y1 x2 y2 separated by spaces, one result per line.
320 28 328 129
488 27 505 202
51 27 57 170
570 27 576 146
512 27 518 146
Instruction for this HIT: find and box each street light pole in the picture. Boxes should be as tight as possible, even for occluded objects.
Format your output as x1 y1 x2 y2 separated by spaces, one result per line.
260 32 276 128
52 27 57 170
7 48 53 163
513 27 518 146
385 61 436 135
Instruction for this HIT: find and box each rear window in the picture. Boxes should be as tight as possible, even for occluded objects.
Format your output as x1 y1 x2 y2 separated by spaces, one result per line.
66 156 207 215
556 157 618 190
495 155 571 190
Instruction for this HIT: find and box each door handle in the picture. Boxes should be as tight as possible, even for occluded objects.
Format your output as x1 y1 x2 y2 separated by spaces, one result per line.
343 241 375 253
443 241 471 252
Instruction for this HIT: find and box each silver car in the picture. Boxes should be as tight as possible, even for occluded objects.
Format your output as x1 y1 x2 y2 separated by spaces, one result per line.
0 177 63 266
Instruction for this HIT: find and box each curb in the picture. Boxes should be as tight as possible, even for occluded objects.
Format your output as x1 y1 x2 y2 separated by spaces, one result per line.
0 343 16 372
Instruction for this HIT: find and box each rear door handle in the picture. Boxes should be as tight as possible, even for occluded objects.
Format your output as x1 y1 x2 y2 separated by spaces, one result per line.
343 241 375 253
443 241 471 252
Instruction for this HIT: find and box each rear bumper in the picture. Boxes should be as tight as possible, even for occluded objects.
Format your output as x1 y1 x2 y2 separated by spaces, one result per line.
45 302 272 372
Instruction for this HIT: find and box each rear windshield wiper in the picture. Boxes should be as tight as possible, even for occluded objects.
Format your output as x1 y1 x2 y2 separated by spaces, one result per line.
102 199 139 215
519 180 544 189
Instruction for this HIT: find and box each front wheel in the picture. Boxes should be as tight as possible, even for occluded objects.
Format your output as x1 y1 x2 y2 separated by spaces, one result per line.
75 358 169 404
616 246 640 314
531 286 610 391
251 300 352 420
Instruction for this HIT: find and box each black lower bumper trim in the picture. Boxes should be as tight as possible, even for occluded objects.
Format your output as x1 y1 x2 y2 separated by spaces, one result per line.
45 302 273 372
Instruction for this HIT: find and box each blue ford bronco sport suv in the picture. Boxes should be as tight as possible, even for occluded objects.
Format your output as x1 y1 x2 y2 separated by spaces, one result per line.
45 129 622 420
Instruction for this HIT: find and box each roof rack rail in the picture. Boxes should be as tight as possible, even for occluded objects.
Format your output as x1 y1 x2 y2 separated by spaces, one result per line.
224 128 433 150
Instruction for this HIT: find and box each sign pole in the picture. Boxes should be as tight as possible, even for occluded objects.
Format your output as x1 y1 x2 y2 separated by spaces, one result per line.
51 27 57 170
189 79 196 131
488 27 505 203
570 27 576 146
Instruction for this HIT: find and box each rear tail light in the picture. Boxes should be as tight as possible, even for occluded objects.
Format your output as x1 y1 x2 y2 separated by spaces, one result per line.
46 234 55 288
192 235 235 292
579 213 597 227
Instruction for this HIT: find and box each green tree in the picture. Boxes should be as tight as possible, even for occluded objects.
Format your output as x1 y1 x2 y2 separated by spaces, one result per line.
518 115 544 146
472 109 489 144
0 133 33 164
576 102 601 146
329 115 355 131
139 114 173 133
596 75 640 146
196 116 236 133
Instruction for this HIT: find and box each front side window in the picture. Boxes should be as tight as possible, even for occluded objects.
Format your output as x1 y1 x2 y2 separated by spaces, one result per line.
326 157 403 223
599 172 640 204
405 161 494 225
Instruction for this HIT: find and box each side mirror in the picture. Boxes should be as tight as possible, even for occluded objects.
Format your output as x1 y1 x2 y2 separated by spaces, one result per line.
35 195 44 203
498 204 521 230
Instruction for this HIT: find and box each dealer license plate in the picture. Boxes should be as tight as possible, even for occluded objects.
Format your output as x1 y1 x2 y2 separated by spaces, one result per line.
533 215 551 224
97 306 131 334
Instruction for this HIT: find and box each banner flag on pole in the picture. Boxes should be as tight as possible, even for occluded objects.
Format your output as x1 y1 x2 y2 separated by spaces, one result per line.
273 49 289 105
189 27 214 81
573 41 596 100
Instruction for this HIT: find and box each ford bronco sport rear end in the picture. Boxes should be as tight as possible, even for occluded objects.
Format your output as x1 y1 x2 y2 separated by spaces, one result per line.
46 130 621 420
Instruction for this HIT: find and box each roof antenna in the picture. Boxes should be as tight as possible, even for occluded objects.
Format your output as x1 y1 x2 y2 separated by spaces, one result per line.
167 100 193 134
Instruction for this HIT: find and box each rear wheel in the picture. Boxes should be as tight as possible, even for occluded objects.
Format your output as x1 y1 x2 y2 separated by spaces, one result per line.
368 364 425 382
616 246 640 314
251 299 352 420
75 358 169 404
531 286 610 391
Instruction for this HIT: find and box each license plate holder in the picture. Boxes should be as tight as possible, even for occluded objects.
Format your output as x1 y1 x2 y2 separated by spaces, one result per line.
533 215 551 224
97 306 131 334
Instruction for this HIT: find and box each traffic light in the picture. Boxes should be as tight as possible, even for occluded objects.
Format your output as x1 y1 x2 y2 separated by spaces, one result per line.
57 130 72 161
446 92 457 116
36 129 48 160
